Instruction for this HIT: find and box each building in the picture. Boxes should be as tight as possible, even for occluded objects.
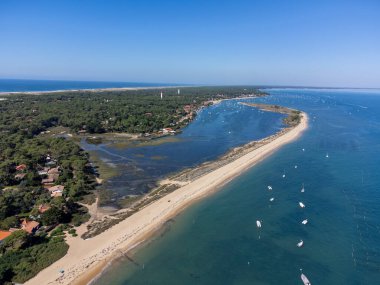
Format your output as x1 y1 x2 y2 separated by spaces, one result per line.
14 173 26 180
15 164 27 171
21 220 40 234
47 167 60 175
51 191 63 198
38 167 50 176
162 128 176 134
48 185 65 197
183 105 192 113
42 177 55 185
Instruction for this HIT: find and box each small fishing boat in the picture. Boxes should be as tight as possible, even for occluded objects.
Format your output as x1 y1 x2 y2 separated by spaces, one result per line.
300 271 311 285
267 185 272 190
302 219 308 225
297 240 304 247
299 202 305 208
326 153 329 158
295 165 298 169
301 183 305 193
270 197 275 202
256 220 262 228
282 170 286 178
302 148 305 152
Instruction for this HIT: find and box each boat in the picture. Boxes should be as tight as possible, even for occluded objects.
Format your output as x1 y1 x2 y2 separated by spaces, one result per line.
267 185 272 190
300 272 311 285
302 219 308 225
282 170 286 178
297 240 304 247
299 202 305 208
301 183 305 193
326 153 329 158
270 197 275 202
302 148 305 152
295 165 298 169
256 220 262 228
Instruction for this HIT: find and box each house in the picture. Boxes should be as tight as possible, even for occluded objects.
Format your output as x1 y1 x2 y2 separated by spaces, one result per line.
38 167 50 176
45 161 56 166
183 105 192 113
48 185 64 192
51 191 63 198
14 173 26 180
162 128 176 134
38 204 51 213
42 177 55 184
15 164 27 171
0 230 12 243
47 167 60 175
48 173 59 181
48 185 64 197
21 220 40 234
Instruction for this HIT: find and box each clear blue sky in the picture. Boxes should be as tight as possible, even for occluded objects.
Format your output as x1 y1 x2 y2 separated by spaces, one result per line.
0 0 379 87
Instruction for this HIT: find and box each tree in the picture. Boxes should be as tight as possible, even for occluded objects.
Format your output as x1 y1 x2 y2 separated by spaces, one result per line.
40 207 64 226
0 217 19 230
0 230 29 253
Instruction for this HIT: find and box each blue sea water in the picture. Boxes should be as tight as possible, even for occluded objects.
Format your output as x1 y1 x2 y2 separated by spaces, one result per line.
0 79 172 92
93 88 380 285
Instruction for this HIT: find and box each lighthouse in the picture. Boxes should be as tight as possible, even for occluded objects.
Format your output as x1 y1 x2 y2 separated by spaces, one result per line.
177 89 180 95
160 91 163 100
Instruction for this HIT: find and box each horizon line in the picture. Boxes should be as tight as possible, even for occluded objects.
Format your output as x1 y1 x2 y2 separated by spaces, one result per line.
0 77 379 91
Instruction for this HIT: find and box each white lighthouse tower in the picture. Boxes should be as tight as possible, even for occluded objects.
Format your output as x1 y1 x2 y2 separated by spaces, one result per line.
160 91 163 100
177 89 180 95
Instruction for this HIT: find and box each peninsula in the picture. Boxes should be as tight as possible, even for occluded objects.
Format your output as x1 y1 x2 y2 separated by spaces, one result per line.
24 101 308 285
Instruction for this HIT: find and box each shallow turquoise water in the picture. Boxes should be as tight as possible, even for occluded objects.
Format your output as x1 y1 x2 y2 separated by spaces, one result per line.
82 99 285 202
94 89 380 284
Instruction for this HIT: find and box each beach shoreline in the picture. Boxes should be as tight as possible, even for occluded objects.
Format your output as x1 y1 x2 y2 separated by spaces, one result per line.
25 111 308 285
0 85 189 96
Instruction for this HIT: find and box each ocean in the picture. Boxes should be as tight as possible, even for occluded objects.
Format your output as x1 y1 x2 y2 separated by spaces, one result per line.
0 79 173 92
93 88 380 284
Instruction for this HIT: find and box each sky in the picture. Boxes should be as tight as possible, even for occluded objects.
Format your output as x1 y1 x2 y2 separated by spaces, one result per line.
0 0 379 87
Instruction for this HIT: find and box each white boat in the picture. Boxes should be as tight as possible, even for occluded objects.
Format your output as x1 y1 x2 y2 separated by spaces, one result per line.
295 165 298 169
301 273 311 285
256 220 262 228
326 153 329 158
302 219 308 225
299 202 305 208
302 148 305 152
282 170 286 178
267 185 272 190
297 240 304 247
270 197 275 202
301 183 305 193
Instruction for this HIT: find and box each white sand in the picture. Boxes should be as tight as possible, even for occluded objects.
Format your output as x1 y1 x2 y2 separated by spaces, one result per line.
26 113 308 285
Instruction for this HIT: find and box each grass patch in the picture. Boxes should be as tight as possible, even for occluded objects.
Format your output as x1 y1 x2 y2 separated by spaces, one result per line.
88 151 119 180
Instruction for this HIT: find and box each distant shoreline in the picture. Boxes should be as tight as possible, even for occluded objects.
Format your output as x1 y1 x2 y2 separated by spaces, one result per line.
0 85 188 96
25 103 308 285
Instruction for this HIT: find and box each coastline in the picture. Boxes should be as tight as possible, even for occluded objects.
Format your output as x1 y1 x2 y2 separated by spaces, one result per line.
25 110 308 285
0 85 189 96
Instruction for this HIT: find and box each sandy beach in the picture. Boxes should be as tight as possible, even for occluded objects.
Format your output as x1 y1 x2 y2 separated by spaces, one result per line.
25 112 308 285
0 85 187 96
